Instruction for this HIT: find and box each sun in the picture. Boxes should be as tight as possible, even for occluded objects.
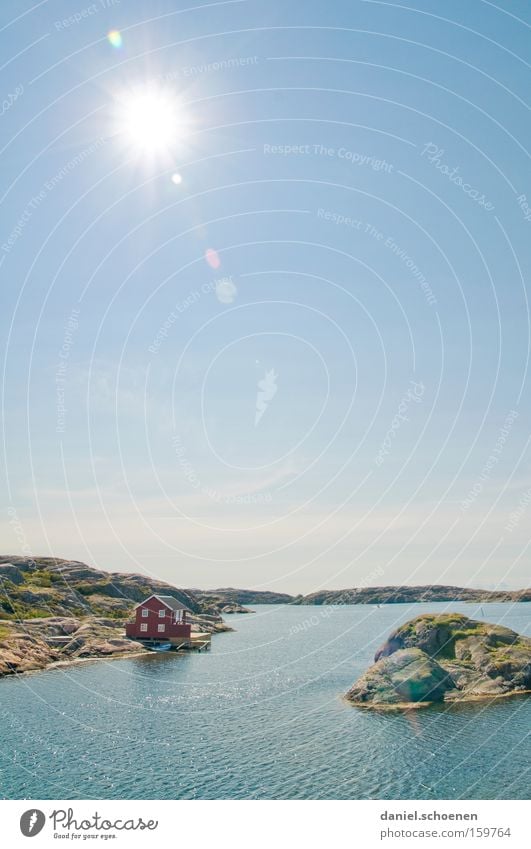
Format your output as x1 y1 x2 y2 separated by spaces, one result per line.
114 85 189 156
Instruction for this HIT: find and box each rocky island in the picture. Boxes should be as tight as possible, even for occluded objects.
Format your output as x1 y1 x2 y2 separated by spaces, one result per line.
191 587 295 611
345 613 531 709
160 584 531 607
296 585 530 605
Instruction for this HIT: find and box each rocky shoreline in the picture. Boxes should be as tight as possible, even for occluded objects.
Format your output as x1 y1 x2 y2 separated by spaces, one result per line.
0 616 147 677
0 556 233 679
0 611 234 679
1 555 529 682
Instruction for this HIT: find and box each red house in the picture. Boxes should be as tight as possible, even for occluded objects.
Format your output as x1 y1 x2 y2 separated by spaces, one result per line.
125 594 192 642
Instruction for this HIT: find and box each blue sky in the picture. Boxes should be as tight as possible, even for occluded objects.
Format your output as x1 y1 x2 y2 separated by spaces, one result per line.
1 0 530 591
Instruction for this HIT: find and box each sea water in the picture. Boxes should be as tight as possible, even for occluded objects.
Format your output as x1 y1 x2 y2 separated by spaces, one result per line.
0 602 529 799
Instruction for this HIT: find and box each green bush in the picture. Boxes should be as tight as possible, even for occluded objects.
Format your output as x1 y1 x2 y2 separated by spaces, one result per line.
91 607 128 620
75 581 122 598
20 607 53 619
30 570 53 587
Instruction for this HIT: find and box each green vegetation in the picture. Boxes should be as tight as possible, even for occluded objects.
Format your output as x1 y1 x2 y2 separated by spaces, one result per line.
89 606 128 620
18 607 54 619
28 570 53 587
75 581 120 597
0 606 53 620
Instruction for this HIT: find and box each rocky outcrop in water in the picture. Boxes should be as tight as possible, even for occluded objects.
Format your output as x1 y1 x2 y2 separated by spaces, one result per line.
194 588 296 606
218 603 253 614
345 614 531 708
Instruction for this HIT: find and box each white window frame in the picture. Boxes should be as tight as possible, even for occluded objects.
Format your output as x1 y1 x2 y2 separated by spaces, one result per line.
141 608 149 617
140 623 148 632
158 609 166 618
157 624 166 633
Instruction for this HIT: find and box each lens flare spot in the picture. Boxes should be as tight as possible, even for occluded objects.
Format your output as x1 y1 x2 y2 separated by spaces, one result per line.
107 30 123 49
215 278 238 304
205 248 221 270
171 173 183 185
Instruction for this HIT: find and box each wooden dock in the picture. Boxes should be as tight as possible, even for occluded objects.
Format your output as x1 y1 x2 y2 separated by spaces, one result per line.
188 632 212 652
168 632 211 652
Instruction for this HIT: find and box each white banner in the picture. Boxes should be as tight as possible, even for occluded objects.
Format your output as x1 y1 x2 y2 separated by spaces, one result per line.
0 800 527 848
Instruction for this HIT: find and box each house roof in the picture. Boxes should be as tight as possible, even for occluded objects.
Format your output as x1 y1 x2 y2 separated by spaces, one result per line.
135 594 192 612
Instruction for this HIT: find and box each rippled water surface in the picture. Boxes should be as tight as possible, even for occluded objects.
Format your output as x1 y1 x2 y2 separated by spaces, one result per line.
0 602 529 799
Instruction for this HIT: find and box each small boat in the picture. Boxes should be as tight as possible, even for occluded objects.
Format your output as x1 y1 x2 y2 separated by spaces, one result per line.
145 641 173 652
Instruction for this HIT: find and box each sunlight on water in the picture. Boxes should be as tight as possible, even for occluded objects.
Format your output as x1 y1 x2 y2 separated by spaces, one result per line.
0 603 529 799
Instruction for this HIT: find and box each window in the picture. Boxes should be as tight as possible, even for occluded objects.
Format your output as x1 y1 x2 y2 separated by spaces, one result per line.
141 608 149 617
158 609 166 618
157 624 165 633
140 623 147 632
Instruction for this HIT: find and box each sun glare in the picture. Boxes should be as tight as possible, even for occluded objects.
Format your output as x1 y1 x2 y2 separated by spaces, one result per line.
115 85 189 156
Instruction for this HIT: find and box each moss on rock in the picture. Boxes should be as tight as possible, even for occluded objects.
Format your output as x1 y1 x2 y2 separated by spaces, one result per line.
346 648 454 706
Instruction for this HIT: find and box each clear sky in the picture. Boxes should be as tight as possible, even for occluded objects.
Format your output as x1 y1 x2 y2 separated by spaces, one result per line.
1 0 530 592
